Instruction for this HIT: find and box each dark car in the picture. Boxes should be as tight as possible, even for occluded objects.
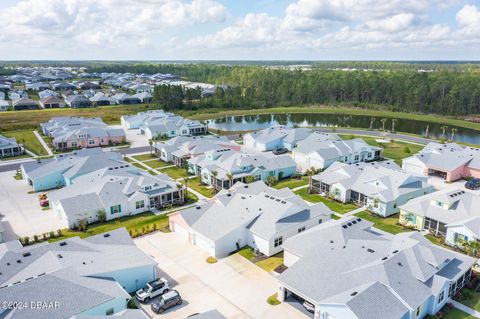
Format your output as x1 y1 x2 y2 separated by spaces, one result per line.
465 178 480 190
273 148 288 155
151 290 182 314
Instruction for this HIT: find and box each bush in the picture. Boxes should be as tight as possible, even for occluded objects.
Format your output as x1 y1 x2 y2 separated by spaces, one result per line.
206 256 217 264
33 235 39 243
49 231 55 238
127 298 138 309
97 210 107 223
403 146 411 154
267 293 281 305
56 229 62 237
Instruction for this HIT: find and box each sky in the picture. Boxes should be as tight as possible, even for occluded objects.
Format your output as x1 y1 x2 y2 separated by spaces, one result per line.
0 0 479 60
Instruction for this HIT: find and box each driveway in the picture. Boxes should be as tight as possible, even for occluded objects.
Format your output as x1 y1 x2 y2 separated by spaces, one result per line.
0 171 67 240
134 232 308 319
109 125 150 148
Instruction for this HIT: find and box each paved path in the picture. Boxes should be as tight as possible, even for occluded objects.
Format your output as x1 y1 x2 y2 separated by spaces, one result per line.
451 300 480 318
292 184 308 191
33 130 53 156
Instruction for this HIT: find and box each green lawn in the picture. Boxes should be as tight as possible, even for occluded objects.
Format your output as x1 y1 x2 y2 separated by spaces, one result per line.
49 212 170 242
159 166 189 179
341 134 424 165
3 130 48 156
354 210 410 234
294 188 358 214
238 246 284 272
458 289 480 312
443 308 477 319
185 177 215 198
273 176 309 189
143 159 171 169
132 154 158 162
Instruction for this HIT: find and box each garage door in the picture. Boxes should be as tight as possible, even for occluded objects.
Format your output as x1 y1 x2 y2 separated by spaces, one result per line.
403 162 425 175
171 221 190 241
192 233 215 256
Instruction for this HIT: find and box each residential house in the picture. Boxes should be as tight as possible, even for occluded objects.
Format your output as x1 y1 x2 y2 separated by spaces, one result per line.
154 135 240 167
0 100 9 111
277 217 475 319
169 181 332 258
0 135 24 158
11 98 39 111
311 161 434 217
21 148 126 191
190 151 297 190
76 81 101 90
38 89 57 99
65 94 92 108
0 228 157 319
131 84 154 94
243 126 313 151
112 93 141 105
0 91 5 100
121 110 175 130
90 92 113 106
26 82 49 91
51 81 75 91
49 168 184 228
399 189 480 246
142 117 208 140
39 96 64 109
133 92 153 103
8 90 27 100
292 137 383 171
402 142 480 182
40 116 125 151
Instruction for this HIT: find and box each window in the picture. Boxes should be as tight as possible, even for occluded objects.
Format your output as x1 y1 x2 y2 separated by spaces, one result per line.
88 139 95 145
274 236 283 247
71 141 77 147
106 308 114 315
110 204 122 214
136 200 145 209
298 226 306 233
144 186 152 191
354 155 359 161
438 291 445 304
416 306 421 316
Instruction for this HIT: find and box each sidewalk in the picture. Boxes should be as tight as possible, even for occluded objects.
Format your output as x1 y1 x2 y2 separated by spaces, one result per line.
451 300 480 318
33 130 53 156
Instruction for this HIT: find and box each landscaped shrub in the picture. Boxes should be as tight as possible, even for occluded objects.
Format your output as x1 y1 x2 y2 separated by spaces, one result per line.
206 256 217 264
56 229 62 237
267 293 281 305
49 231 55 238
33 235 39 243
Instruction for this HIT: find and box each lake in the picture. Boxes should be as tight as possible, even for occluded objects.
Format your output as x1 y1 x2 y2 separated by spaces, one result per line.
207 113 480 145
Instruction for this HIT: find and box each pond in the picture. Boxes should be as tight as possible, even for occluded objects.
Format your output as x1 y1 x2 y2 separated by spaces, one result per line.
207 113 480 145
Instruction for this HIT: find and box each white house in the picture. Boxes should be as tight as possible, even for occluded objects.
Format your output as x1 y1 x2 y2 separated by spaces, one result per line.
277 217 475 319
189 150 297 190
311 161 434 217
292 137 383 172
243 126 314 151
121 110 175 130
169 181 332 258
48 168 184 229
399 189 480 246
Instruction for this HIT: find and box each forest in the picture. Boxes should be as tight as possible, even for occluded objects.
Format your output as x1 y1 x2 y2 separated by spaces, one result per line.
143 63 480 116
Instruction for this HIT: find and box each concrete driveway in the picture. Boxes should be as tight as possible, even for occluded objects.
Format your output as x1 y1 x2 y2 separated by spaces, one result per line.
134 232 308 319
0 171 67 240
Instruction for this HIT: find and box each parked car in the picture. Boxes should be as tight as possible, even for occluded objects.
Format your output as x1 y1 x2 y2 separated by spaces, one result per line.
151 290 182 314
273 148 288 155
465 178 480 190
135 278 169 302
303 300 315 313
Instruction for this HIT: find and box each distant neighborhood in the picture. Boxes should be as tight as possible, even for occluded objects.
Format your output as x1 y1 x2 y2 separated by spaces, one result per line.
0 66 217 111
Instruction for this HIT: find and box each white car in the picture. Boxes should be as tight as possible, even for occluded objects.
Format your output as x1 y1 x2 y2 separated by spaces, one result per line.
135 278 169 302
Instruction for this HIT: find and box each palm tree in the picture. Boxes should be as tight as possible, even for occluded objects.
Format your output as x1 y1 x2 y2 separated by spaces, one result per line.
369 118 375 130
226 173 234 188
391 119 397 133
148 139 153 155
306 167 316 194
211 170 218 191
266 175 276 187
440 125 448 138
451 128 458 141
176 183 185 204
245 175 255 184
380 118 387 131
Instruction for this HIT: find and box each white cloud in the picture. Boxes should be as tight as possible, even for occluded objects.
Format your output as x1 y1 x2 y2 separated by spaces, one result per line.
0 0 227 47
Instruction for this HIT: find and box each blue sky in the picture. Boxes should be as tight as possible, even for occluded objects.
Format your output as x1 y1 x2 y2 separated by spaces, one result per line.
0 0 479 60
